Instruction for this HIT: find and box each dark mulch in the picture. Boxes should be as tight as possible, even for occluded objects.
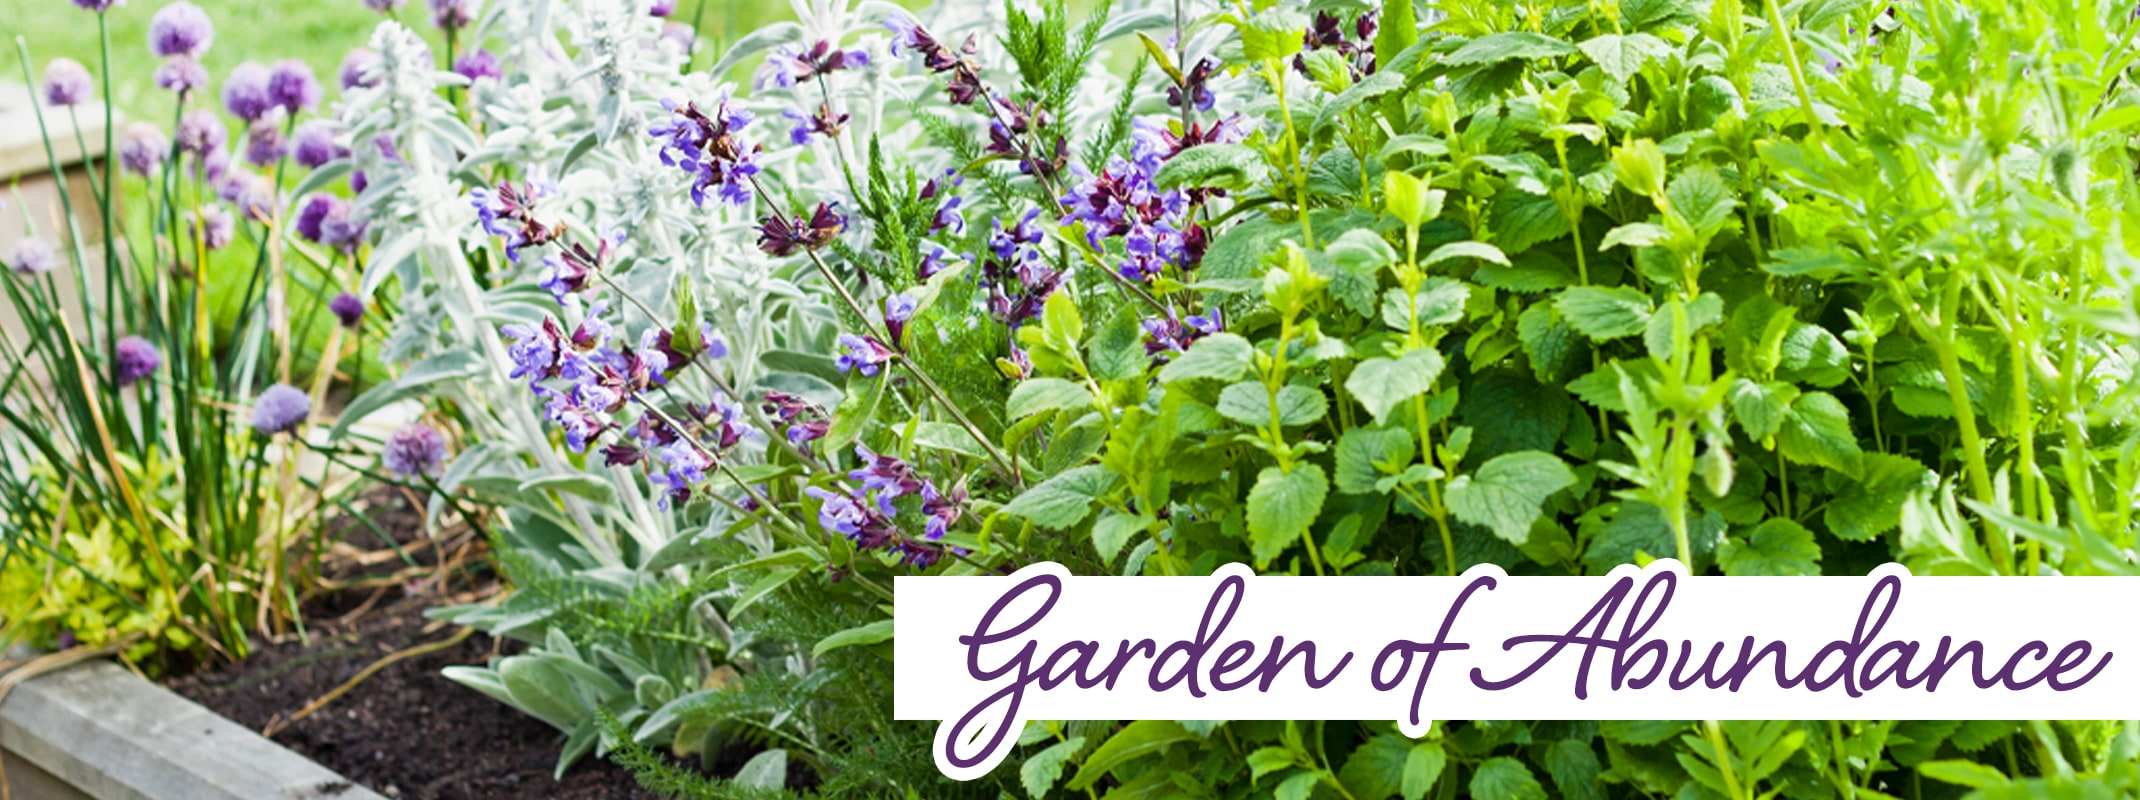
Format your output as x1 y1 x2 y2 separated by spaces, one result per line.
164 488 660 800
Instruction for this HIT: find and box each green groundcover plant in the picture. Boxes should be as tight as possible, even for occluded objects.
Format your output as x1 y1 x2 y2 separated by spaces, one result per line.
229 0 2140 795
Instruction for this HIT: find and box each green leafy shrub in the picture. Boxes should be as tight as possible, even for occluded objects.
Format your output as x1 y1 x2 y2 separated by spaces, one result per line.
340 0 2140 795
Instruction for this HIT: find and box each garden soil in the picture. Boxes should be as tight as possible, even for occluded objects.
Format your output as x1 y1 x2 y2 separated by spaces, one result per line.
163 488 661 800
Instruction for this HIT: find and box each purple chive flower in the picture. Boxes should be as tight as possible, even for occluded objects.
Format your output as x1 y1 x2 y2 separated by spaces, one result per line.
72 0 123 12
267 59 321 115
339 48 381 90
223 61 274 121
835 334 895 376
115 336 161 386
291 120 343 168
243 120 287 167
295 193 339 243
320 206 368 252
148 2 214 58
251 383 311 434
188 206 235 249
658 22 694 51
647 95 759 207
363 0 404 13
883 292 916 346
383 423 449 476
452 49 501 82
329 292 365 327
429 0 478 29
42 59 93 107
8 237 55 274
118 123 169 177
153 56 210 94
234 173 279 221
176 109 226 156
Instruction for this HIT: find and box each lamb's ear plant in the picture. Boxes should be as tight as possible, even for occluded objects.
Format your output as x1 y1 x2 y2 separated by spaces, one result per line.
339 0 2140 795
0 0 375 665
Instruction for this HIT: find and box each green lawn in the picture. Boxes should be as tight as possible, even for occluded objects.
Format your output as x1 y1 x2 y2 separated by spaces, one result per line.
0 0 794 125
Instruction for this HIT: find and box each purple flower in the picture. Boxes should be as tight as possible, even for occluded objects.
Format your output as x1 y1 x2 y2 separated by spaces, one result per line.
243 119 287 167
658 22 693 51
1168 58 1218 112
223 62 274 121
42 59 93 107
648 95 759 207
648 0 674 15
188 206 235 249
755 202 843 256
849 443 923 505
453 49 500 82
429 0 478 29
8 237 55 274
148 2 214 58
268 59 321 115
234 173 279 221
118 123 169 177
71 0 123 12
321 206 368 252
383 423 449 476
295 193 340 243
539 230 620 302
883 292 916 346
349 170 368 194
153 57 209 94
363 0 404 13
115 336 161 386
251 383 312 434
329 292 365 327
470 180 561 262
917 245 955 280
176 109 226 156
291 120 343 168
834 334 894 377
339 48 381 90
756 40 869 90
921 481 965 540
648 439 711 508
502 317 564 384
922 169 965 235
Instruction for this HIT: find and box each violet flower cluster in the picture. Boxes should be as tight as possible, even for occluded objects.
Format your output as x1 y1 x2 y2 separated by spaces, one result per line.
806 444 965 568
648 95 759 207
1058 117 1246 284
502 306 739 509
146 1 215 97
885 14 982 105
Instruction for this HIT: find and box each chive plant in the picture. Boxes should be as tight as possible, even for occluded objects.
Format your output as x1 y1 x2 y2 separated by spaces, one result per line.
0 0 370 664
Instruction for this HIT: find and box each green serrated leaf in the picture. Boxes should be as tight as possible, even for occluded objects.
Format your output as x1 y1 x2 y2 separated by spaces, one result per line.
1347 349 1447 424
1445 451 1576 544
1247 465 1330 567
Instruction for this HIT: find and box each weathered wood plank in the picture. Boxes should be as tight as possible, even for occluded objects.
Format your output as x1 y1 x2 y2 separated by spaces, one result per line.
0 660 383 800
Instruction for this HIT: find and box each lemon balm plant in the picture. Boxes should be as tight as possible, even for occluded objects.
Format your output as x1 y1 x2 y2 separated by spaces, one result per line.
0 0 377 664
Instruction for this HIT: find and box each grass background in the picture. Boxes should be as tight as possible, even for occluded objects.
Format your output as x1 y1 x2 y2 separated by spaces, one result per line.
0 0 796 121
0 0 796 385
